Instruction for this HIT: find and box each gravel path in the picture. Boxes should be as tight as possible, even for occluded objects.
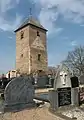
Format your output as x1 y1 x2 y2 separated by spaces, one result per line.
62 107 84 120
1 103 84 120
0 103 64 120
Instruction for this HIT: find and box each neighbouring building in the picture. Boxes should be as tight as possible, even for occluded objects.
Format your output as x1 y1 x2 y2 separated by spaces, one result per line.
14 17 48 76
6 70 20 79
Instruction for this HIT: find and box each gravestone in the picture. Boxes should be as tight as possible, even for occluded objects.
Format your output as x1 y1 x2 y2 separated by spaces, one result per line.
79 75 84 85
49 64 79 110
0 77 9 89
37 75 48 88
79 87 84 104
54 65 71 90
71 76 79 88
3 75 35 112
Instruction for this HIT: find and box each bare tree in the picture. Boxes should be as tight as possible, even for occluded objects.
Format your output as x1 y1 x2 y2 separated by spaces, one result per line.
63 46 84 77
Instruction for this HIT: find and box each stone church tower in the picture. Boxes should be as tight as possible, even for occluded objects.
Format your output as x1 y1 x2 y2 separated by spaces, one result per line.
15 17 48 75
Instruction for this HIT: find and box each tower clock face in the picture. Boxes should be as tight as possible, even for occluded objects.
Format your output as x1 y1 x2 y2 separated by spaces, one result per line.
31 36 45 51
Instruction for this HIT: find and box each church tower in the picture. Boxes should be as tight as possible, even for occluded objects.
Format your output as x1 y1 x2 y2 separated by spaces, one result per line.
15 17 48 75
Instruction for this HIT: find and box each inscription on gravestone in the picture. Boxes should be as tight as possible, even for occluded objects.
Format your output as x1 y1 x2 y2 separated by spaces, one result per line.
58 87 71 107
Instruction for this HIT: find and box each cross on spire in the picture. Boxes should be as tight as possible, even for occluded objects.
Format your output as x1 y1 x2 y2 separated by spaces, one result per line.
29 8 32 18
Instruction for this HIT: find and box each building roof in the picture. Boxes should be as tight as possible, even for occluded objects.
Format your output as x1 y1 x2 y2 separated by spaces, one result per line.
14 17 47 32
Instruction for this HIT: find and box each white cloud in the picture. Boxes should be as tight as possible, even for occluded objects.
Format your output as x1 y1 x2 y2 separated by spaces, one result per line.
0 0 12 13
0 14 22 32
39 8 63 35
8 36 13 39
16 0 20 4
33 0 84 34
0 0 22 32
80 24 84 27
71 40 77 46
35 0 84 18
0 0 20 13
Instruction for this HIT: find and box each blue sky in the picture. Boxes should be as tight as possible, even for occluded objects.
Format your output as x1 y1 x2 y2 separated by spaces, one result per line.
0 0 84 74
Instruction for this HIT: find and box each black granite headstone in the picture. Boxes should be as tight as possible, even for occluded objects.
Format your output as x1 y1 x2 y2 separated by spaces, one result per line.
71 77 79 88
58 87 71 107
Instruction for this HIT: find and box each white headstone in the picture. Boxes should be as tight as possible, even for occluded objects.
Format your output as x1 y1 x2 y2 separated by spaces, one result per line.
54 64 71 90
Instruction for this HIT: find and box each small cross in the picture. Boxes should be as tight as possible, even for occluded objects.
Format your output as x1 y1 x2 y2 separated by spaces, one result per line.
29 8 32 18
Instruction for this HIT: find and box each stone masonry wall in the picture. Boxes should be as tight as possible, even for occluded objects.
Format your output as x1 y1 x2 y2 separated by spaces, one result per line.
16 24 48 75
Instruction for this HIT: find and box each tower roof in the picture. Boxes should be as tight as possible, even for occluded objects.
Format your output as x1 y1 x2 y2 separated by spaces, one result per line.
14 17 47 32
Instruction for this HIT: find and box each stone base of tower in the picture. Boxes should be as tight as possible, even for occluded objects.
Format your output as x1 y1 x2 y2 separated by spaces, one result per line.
16 68 48 77
31 69 48 76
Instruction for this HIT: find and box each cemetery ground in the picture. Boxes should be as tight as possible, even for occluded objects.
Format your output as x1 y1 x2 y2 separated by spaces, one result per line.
0 89 84 120
1 100 84 120
0 103 64 120
0 93 84 120
1 73 84 120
